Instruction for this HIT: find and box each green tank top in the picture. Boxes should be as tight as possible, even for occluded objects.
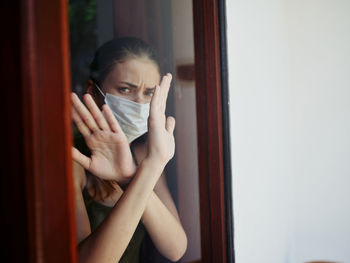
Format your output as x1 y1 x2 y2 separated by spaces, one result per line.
74 128 146 262
82 187 146 263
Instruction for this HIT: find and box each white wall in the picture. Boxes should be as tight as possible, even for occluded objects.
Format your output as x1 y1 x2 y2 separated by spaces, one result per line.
287 1 350 262
226 1 294 262
226 0 350 262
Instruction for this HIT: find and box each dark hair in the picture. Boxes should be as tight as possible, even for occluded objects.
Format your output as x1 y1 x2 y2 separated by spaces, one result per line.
90 37 160 86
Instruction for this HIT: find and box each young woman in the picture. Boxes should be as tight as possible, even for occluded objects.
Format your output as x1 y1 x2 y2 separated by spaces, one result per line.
71 38 187 263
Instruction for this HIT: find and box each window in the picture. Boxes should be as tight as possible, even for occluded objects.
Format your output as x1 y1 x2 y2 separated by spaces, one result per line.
4 0 232 262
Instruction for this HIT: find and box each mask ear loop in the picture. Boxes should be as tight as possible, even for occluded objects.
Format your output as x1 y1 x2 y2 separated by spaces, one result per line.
94 83 106 98
94 83 109 119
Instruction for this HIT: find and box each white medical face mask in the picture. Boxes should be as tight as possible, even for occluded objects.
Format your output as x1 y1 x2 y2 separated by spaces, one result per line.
95 83 150 143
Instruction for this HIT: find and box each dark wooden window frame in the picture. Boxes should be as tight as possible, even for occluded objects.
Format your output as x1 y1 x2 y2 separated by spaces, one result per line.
2 0 233 262
20 0 77 262
193 0 233 262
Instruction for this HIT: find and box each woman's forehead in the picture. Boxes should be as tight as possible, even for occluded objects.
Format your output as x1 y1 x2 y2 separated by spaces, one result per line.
107 58 160 87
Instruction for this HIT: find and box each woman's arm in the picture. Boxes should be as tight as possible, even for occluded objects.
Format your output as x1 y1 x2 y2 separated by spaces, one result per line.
73 161 91 244
142 175 187 261
74 164 187 262
132 143 187 260
77 157 167 263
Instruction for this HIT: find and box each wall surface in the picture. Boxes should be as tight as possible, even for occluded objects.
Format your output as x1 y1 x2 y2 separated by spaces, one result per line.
226 0 350 262
287 1 350 262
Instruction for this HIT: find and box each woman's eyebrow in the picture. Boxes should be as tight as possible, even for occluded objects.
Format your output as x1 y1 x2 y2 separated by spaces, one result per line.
119 81 138 88
119 81 156 90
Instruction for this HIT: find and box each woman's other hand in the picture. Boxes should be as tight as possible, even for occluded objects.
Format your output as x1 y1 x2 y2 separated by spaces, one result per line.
71 93 136 184
146 73 176 166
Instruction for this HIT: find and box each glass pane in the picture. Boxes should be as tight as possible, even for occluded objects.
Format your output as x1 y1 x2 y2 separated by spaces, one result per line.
69 0 201 262
171 1 201 262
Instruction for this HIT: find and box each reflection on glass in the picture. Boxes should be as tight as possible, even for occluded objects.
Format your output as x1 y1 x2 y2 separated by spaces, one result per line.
69 0 200 262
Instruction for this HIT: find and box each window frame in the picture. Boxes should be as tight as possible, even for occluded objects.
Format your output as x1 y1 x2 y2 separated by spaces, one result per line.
9 0 233 262
193 0 232 262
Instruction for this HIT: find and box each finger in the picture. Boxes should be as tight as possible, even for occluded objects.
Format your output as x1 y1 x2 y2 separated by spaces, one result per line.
72 107 91 137
159 73 172 98
159 73 172 92
159 73 172 111
102 104 123 133
71 93 99 132
165 116 176 134
83 94 110 131
150 85 161 116
72 147 91 170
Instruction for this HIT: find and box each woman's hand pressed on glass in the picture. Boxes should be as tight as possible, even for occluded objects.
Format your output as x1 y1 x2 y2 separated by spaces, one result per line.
147 73 175 166
71 93 136 184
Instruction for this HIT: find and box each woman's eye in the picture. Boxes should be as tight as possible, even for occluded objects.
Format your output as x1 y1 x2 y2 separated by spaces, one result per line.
145 90 154 97
118 87 131 93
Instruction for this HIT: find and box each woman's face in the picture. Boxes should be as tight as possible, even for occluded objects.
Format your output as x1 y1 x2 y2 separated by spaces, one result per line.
101 58 161 104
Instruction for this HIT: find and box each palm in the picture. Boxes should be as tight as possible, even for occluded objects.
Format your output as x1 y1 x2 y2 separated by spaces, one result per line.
71 93 136 183
85 130 135 182
147 73 176 165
